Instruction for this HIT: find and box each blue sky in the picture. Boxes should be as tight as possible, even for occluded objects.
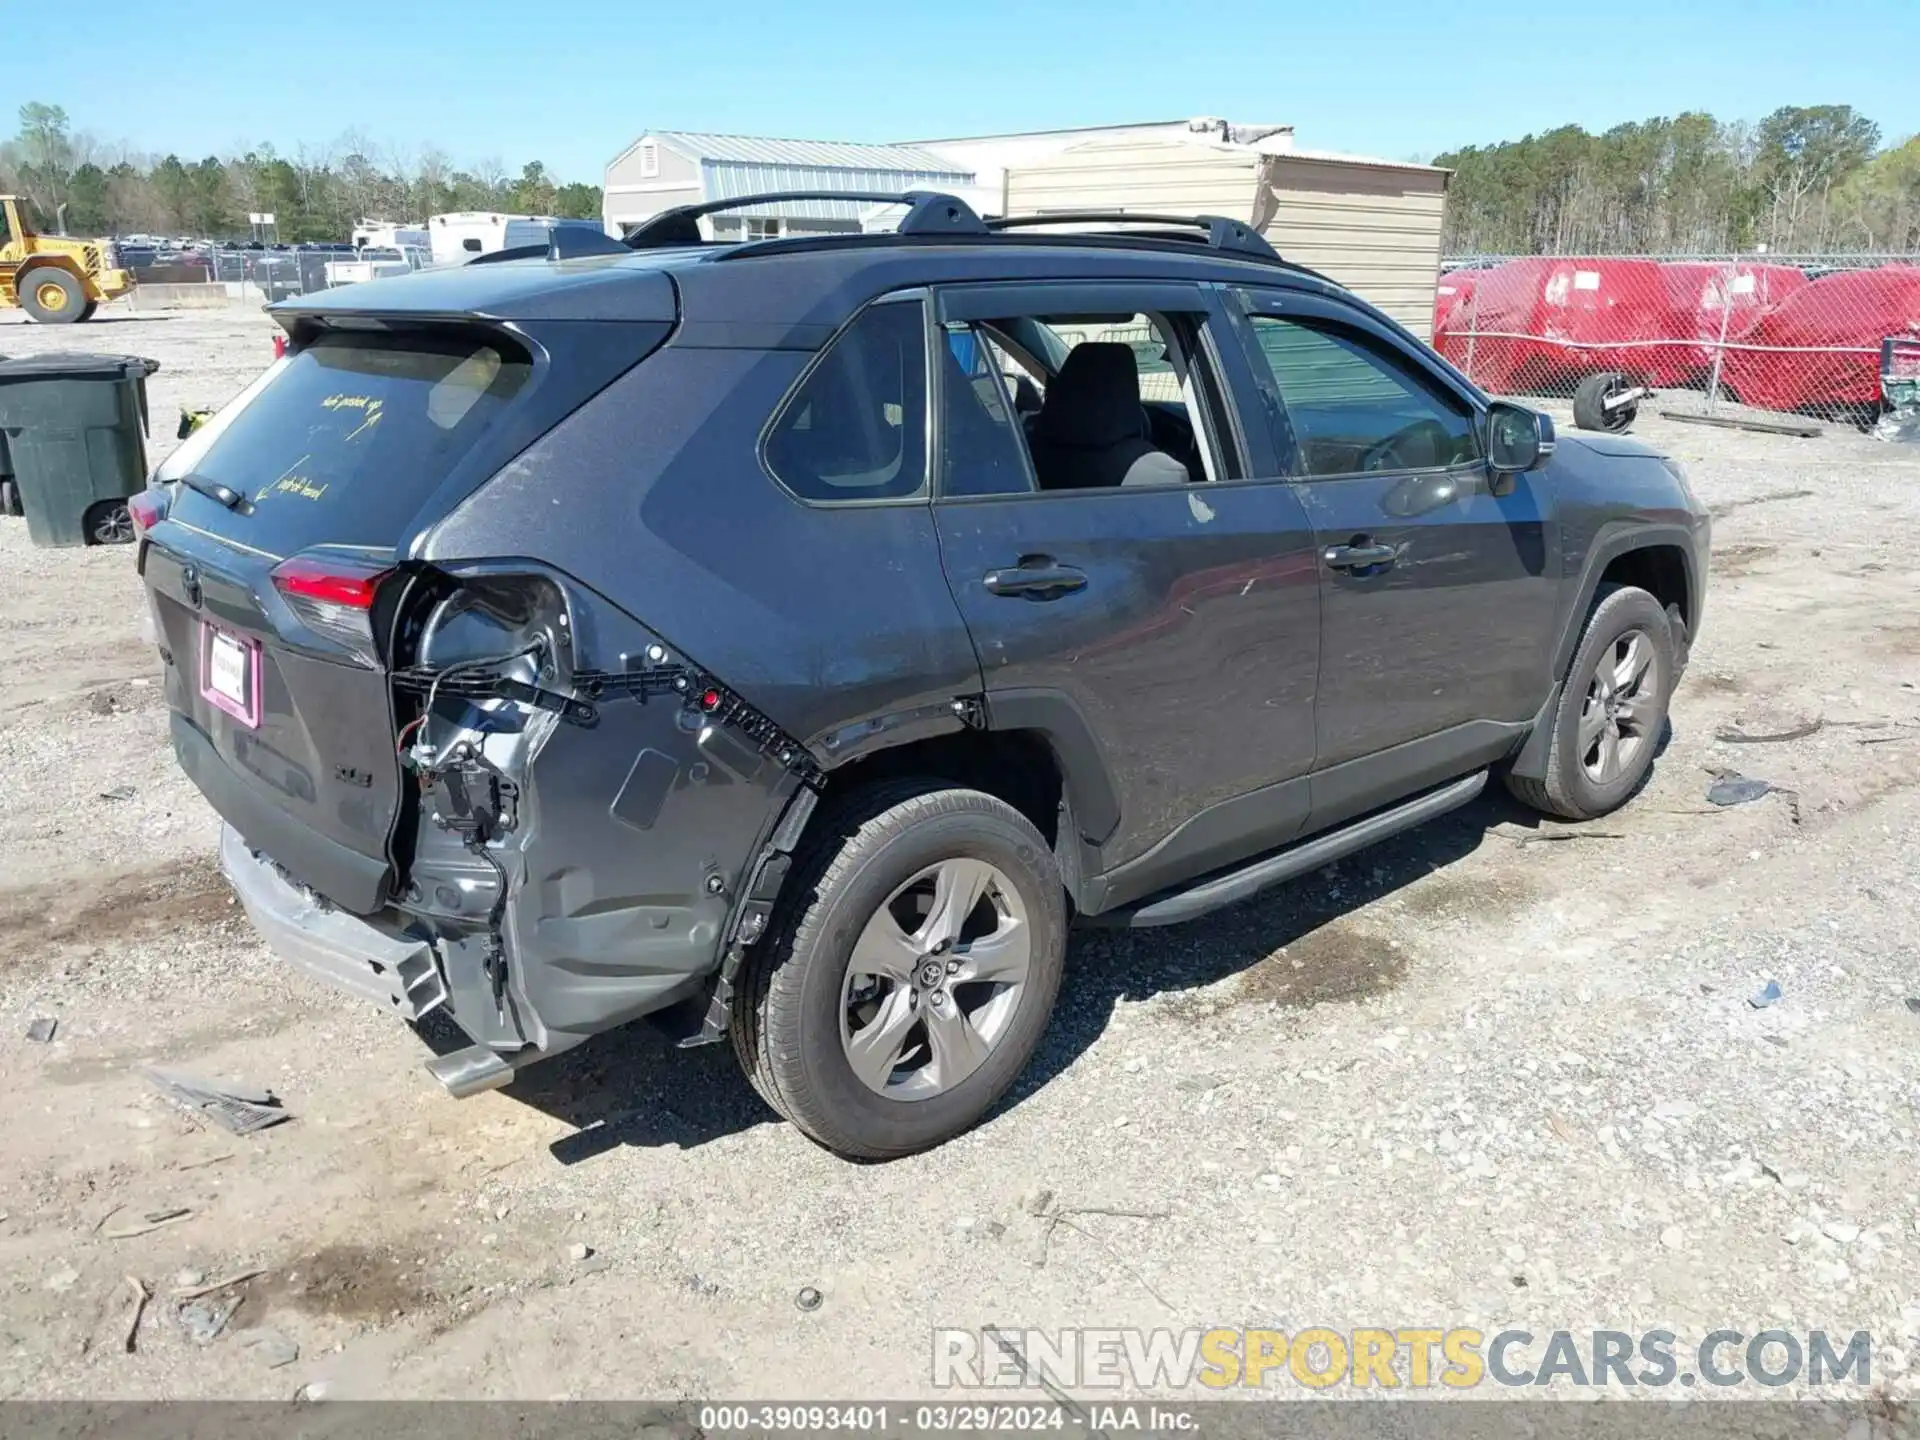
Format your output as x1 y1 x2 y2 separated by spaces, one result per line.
15 0 1919 183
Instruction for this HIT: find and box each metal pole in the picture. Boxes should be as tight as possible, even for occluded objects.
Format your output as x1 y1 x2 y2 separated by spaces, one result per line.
1463 281 1481 386
1703 253 1737 416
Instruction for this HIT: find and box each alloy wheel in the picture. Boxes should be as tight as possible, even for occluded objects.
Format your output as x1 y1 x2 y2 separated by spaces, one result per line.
91 503 134 545
839 857 1031 1100
1579 627 1656 784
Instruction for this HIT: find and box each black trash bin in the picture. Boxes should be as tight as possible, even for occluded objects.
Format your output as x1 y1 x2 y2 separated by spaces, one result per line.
0 426 17 519
0 351 16 519
0 353 160 547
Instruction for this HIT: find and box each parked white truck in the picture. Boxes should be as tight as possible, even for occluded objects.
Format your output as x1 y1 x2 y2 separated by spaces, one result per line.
323 245 429 286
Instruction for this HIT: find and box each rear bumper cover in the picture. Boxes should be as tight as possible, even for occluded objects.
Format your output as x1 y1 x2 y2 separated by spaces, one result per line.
220 825 447 1020
218 820 715 1069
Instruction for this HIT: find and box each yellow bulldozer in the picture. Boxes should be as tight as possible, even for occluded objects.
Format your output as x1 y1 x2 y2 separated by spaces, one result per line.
0 194 134 323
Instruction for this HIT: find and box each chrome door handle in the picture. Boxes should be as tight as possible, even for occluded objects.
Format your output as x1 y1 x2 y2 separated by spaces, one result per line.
1322 542 1397 571
983 560 1087 599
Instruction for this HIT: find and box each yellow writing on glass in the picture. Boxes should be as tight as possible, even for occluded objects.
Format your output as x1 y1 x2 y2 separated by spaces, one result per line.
323 393 385 442
252 453 328 503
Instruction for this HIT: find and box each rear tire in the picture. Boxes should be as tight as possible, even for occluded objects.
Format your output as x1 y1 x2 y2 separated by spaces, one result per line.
18 266 86 324
78 300 99 322
732 780 1067 1160
1573 370 1636 432
0 480 20 518
1506 584 1674 820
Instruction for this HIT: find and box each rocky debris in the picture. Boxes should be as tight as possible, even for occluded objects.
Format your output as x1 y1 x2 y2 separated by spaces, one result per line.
238 1328 300 1369
1707 773 1773 806
176 1295 240 1345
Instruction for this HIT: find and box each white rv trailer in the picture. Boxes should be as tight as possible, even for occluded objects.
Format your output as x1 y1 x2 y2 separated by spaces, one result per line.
351 220 429 251
427 213 611 265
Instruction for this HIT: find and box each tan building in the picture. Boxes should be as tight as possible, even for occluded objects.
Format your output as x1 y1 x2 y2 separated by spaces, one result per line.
602 121 1451 339
1001 135 1450 340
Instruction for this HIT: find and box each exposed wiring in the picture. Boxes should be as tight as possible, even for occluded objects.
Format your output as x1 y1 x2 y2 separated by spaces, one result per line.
395 714 427 755
407 641 547 768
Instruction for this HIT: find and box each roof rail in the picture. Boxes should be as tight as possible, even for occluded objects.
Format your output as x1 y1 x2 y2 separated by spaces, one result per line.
985 212 1279 262
622 190 988 249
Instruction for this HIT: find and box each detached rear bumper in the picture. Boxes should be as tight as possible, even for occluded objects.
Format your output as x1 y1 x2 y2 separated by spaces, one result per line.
220 825 446 1020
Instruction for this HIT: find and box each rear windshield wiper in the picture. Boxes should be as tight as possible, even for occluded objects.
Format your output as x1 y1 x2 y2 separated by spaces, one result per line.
174 473 253 513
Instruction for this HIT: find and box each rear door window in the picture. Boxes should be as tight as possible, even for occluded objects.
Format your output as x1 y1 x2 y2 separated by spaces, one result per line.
157 329 530 551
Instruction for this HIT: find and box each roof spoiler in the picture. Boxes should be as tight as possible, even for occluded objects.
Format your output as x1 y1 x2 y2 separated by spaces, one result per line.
622 191 989 249
467 225 633 266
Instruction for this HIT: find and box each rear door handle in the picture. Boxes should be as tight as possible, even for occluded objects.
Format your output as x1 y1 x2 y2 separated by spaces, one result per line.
983 559 1087 599
1322 541 1398 572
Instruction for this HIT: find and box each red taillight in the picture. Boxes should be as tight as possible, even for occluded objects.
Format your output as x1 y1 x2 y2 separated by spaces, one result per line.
270 553 393 666
270 555 391 610
127 490 168 539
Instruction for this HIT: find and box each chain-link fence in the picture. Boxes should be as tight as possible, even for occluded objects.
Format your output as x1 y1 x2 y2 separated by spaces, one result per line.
1434 252 1920 431
118 244 374 303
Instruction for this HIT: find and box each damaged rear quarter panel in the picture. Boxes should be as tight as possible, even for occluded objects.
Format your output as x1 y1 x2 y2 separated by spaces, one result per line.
405 564 807 1050
413 341 980 1047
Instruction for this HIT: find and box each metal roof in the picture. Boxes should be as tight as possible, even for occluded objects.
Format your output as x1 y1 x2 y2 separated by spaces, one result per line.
652 131 970 174
702 163 979 223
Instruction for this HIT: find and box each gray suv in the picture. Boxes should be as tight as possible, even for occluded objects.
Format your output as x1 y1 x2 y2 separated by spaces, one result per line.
132 193 1709 1158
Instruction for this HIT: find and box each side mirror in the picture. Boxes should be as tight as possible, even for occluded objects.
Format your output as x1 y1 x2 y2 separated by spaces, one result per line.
1487 402 1555 474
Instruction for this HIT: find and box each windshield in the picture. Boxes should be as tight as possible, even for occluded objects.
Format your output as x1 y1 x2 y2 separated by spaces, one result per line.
156 329 530 551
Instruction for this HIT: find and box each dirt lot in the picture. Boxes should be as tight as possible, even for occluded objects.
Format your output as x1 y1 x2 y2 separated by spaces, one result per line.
1 301 1917 1406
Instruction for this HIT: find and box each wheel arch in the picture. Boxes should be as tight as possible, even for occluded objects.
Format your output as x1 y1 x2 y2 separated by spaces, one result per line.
1550 526 1698 683
803 693 1120 912
15 256 88 290
1512 527 1698 782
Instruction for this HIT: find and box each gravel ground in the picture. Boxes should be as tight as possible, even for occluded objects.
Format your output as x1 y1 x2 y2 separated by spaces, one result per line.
0 302 1917 1408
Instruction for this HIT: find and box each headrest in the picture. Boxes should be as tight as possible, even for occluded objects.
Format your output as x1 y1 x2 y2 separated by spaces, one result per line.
1033 343 1146 447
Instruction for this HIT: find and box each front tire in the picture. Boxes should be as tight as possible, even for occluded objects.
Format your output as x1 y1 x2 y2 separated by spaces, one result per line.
18 266 86 324
1506 583 1674 820
733 781 1067 1160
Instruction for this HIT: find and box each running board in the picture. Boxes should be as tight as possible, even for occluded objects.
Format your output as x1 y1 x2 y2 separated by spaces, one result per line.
1119 770 1489 928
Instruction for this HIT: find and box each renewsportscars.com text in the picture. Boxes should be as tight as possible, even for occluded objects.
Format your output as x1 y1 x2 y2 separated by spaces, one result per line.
934 1327 1873 1391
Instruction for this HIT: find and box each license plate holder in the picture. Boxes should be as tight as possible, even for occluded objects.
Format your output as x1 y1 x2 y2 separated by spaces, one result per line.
201 623 261 729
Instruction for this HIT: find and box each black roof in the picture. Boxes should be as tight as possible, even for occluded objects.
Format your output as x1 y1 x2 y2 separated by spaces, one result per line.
277 190 1343 331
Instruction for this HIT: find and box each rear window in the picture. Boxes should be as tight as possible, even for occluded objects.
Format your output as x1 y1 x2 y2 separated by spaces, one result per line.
158 329 530 550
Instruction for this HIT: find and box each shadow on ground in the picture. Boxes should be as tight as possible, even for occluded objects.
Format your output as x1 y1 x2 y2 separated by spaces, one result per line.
502 786 1549 1161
